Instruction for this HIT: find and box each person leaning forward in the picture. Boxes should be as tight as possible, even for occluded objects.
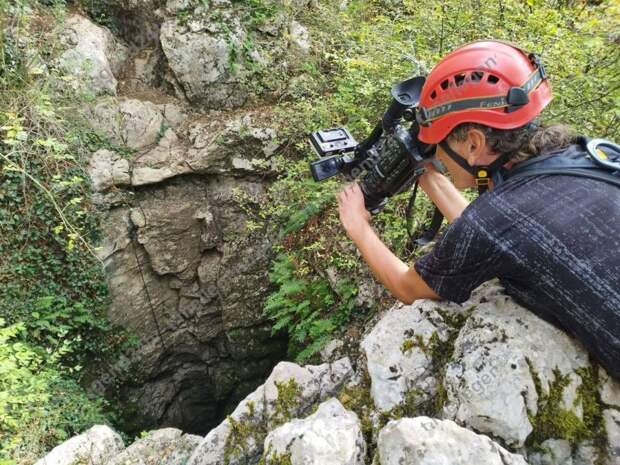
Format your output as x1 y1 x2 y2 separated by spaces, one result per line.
337 40 620 380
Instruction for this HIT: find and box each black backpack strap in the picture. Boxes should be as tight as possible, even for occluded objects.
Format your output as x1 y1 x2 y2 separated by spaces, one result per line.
508 168 620 188
502 137 620 188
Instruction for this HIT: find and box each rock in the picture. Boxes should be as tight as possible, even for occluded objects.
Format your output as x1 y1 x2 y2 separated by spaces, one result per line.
360 299 452 412
160 13 248 109
528 439 572 465
600 367 620 408
320 338 345 362
442 287 590 447
129 111 279 186
187 358 353 465
131 129 185 186
93 175 287 434
109 428 202 465
34 425 124 465
88 97 188 151
58 14 128 95
288 21 310 54
262 398 366 465
89 98 165 150
88 149 131 192
377 417 528 465
121 47 163 91
574 441 600 465
605 409 620 465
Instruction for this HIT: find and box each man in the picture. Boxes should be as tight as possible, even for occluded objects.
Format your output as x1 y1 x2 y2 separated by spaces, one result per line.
336 40 620 379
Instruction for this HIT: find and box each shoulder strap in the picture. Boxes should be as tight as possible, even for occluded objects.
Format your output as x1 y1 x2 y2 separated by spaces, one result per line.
502 138 620 188
508 168 620 188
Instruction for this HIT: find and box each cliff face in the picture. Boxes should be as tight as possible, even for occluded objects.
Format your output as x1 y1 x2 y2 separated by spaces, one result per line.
36 283 620 465
58 0 317 433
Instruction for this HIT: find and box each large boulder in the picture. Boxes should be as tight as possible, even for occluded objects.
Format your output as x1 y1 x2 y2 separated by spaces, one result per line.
128 111 280 187
88 97 187 150
377 417 528 465
187 358 353 465
34 425 124 465
109 428 202 465
160 8 249 109
442 288 590 447
360 299 451 412
262 398 366 465
159 1 315 109
58 14 128 95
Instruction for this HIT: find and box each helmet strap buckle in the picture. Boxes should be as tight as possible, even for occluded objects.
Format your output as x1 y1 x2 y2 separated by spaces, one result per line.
475 168 491 194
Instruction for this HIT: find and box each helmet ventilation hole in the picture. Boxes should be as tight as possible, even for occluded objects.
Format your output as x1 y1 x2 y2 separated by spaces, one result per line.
471 71 484 82
430 90 437 99
487 74 500 84
455 73 466 86
440 79 449 90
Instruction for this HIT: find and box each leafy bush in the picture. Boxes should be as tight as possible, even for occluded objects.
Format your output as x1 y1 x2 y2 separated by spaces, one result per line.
0 3 130 462
0 320 110 464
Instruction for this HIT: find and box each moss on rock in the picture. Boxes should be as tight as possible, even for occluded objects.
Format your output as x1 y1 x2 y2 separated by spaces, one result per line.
272 378 302 427
525 359 607 465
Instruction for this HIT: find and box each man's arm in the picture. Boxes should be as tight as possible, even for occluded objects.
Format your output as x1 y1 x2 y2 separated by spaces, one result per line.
418 165 470 223
337 184 440 304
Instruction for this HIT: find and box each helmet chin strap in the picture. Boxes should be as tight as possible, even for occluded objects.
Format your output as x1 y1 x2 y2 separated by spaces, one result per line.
438 140 511 194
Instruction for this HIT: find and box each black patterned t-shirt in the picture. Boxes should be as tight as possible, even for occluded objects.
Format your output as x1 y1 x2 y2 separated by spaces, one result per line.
414 173 620 379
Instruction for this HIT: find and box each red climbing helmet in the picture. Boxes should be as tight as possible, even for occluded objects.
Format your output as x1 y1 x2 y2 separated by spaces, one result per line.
416 40 552 144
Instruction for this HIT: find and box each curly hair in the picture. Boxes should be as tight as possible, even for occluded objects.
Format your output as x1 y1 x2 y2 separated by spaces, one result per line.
447 121 577 163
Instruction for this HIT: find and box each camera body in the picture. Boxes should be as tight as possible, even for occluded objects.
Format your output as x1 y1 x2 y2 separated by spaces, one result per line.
309 76 436 213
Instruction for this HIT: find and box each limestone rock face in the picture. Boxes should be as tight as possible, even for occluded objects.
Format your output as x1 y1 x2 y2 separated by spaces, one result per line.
442 288 590 447
94 172 286 433
125 111 280 187
605 409 620 465
88 149 131 192
158 1 313 110
187 358 353 465
528 439 573 465
109 428 202 465
377 417 528 465
34 425 124 465
360 299 451 412
59 14 128 95
89 97 187 150
160 11 248 109
262 398 366 465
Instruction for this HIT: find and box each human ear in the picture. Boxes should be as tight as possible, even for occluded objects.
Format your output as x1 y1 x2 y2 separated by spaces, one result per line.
466 128 489 165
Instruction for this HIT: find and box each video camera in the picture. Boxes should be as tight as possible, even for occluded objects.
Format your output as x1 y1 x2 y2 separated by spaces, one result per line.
309 76 437 213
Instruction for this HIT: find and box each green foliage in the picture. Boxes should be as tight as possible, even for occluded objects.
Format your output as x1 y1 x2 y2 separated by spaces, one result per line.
263 253 357 362
0 320 111 464
0 2 131 462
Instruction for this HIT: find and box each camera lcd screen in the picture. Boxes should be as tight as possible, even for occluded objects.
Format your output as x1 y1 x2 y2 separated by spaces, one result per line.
310 156 341 181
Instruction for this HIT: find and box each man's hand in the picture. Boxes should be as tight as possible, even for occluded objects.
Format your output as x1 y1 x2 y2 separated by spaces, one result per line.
337 183 371 242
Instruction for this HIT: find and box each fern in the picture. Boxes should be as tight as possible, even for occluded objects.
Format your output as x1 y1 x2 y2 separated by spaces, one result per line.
263 254 357 362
